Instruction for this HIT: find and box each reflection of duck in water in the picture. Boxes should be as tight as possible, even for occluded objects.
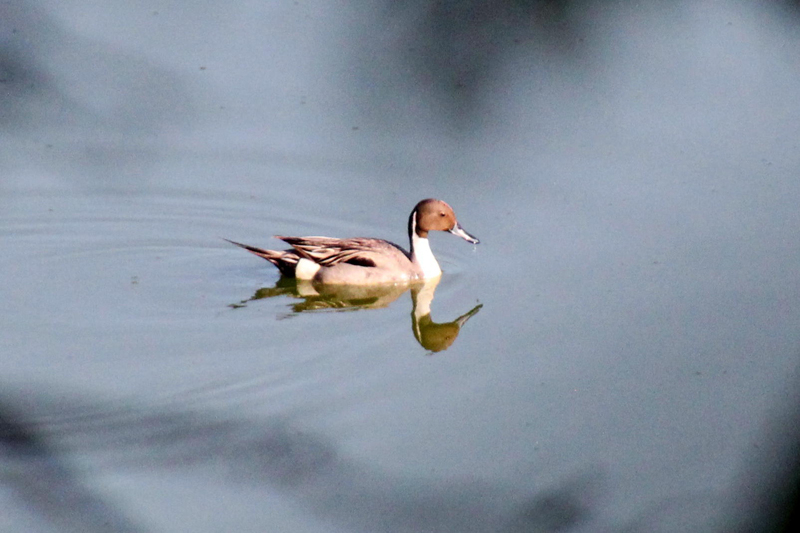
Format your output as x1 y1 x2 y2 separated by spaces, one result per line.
226 199 478 285
234 278 413 313
230 278 481 352
410 281 482 353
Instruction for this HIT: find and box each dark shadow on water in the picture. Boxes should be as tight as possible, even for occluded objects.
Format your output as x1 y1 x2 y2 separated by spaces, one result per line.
2 390 605 532
0 1 194 180
726 365 800 533
351 0 590 129
614 363 800 533
229 277 482 353
0 403 144 533
7 383 800 532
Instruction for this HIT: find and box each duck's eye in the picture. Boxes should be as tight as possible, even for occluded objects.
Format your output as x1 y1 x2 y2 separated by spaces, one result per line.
439 212 446 217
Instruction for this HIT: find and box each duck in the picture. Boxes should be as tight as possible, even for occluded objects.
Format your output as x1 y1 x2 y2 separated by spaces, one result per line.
226 198 478 285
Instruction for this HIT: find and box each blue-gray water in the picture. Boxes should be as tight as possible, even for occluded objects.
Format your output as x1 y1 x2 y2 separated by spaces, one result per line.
2 1 799 531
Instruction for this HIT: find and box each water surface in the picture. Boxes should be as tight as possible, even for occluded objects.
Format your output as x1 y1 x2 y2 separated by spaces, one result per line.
2 1 800 532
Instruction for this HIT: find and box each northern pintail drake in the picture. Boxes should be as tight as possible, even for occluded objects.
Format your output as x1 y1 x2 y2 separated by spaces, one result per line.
226 199 479 285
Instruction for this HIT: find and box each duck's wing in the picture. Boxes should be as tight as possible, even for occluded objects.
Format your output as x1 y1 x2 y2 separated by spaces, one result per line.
277 236 409 268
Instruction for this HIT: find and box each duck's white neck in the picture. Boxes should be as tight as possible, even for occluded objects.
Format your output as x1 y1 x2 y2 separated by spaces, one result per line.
410 216 442 279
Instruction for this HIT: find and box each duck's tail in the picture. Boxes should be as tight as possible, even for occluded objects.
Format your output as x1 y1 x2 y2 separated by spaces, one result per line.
224 239 299 278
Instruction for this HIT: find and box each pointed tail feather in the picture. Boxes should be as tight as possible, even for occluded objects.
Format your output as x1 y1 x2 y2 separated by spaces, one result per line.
224 239 299 277
224 238 277 260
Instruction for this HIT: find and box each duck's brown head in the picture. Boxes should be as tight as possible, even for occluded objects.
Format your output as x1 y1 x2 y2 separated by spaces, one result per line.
412 199 479 244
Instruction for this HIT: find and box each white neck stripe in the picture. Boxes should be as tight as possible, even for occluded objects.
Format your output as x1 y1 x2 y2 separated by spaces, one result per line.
411 231 442 278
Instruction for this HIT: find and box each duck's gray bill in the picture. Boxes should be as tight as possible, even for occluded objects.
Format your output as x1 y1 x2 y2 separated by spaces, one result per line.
449 222 480 244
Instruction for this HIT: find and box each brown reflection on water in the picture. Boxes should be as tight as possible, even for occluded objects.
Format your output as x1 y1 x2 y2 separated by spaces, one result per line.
229 277 482 353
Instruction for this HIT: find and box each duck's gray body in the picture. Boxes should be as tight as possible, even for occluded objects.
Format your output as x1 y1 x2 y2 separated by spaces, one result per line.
227 199 479 285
